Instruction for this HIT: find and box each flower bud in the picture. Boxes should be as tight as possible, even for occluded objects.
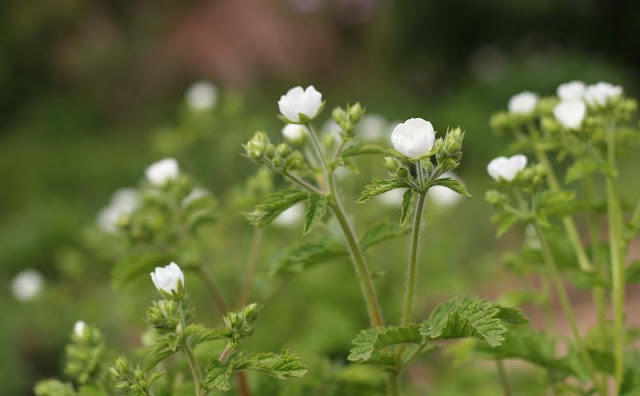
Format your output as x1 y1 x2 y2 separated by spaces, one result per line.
348 103 364 124
278 85 323 122
540 116 561 135
265 143 276 159
397 167 409 178
146 299 179 331
332 107 347 125
485 190 507 206
391 118 436 159
282 124 308 145
246 142 264 160
150 262 185 299
382 156 400 173
285 151 305 169
443 127 464 156
489 112 511 134
276 143 292 158
242 303 262 323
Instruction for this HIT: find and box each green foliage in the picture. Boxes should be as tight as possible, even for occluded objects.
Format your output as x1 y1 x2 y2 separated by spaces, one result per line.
348 324 422 365
34 380 77 396
64 326 106 385
270 240 347 277
110 357 163 396
429 177 472 197
245 190 308 228
303 194 328 235
357 179 410 203
340 144 386 158
399 189 415 227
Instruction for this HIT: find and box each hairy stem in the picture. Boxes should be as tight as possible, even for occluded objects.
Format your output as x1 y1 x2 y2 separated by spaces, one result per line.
401 192 427 326
496 360 512 396
605 120 626 389
179 304 205 396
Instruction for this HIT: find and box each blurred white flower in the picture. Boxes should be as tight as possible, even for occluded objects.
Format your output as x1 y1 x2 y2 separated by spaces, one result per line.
357 114 388 142
183 188 209 206
282 124 309 144
273 202 305 227
553 99 587 129
487 155 527 182
97 188 140 233
429 172 464 207
525 224 541 250
377 188 407 207
74 320 86 337
150 262 185 294
146 158 179 185
391 118 435 159
508 92 538 115
557 81 585 101
584 82 623 107
10 269 43 301
278 86 323 122
185 81 218 111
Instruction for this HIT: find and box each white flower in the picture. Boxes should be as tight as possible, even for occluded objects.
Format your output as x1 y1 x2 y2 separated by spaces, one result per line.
10 269 43 301
391 118 436 159
282 124 309 144
487 155 527 182
146 158 179 185
508 92 538 115
185 81 218 111
584 82 623 106
97 188 140 233
377 188 406 207
278 86 323 122
553 99 587 129
357 114 388 142
150 262 185 294
183 188 209 206
429 172 464 207
273 202 305 227
557 81 585 101
74 321 86 337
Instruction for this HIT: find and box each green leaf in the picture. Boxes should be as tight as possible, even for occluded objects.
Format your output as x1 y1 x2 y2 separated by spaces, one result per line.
145 333 181 369
494 305 529 325
244 190 308 228
399 190 415 227
303 194 328 235
565 157 611 183
627 261 640 284
359 220 409 250
341 144 386 158
185 324 224 347
34 380 77 396
270 240 347 277
420 296 509 347
358 179 410 203
232 350 308 379
348 324 423 363
429 178 472 197
567 270 610 289
537 190 577 217
204 359 233 391
112 251 171 288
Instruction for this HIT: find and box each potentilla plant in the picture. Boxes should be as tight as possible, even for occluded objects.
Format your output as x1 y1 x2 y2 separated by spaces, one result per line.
35 261 307 396
243 85 528 395
484 81 640 395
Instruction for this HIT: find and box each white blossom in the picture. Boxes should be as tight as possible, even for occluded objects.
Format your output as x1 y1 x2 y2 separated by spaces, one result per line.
97 188 140 233
278 86 323 122
390 118 436 159
185 81 218 111
429 172 464 207
74 321 86 337
282 124 309 144
508 92 538 115
487 155 527 182
557 81 586 101
273 202 305 227
146 158 179 185
584 82 623 107
150 262 185 294
10 269 43 301
183 188 209 206
553 99 587 129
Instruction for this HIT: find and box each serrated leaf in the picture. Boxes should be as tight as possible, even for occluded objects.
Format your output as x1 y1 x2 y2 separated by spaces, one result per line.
204 359 232 391
232 350 308 380
270 240 347 277
348 324 423 363
420 296 508 347
358 179 410 203
399 190 416 227
359 220 409 250
244 190 308 228
567 270 610 289
303 194 328 235
145 333 181 370
494 305 529 324
429 178 472 197
565 157 611 183
341 144 386 158
537 190 577 216
185 324 224 347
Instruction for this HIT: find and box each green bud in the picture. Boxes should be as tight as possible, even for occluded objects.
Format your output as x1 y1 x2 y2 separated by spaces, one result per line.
540 117 560 135
332 107 347 125
485 190 507 206
397 167 409 178
537 97 559 115
146 300 179 331
276 143 292 158
443 127 464 156
265 143 276 159
382 156 399 173
285 151 305 169
242 303 262 324
348 103 364 124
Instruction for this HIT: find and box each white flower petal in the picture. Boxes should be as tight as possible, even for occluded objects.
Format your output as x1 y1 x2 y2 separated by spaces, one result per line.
508 92 538 115
391 118 436 159
553 99 586 129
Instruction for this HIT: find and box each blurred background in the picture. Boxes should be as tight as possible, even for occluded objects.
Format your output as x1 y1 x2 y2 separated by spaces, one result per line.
3 0 640 394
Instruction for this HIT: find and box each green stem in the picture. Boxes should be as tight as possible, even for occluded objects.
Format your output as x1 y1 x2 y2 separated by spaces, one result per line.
605 120 626 389
534 147 592 272
401 192 427 326
385 374 399 396
496 360 512 396
534 224 596 381
179 304 206 396
238 228 264 308
305 123 331 188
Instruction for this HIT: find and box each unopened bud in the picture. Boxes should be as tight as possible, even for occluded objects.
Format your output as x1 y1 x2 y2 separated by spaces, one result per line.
443 127 464 156
332 107 347 125
382 156 399 173
276 143 291 158
348 103 364 124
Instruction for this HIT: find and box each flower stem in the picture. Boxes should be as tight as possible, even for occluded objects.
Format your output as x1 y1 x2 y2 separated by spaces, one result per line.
178 304 206 396
401 192 427 326
605 120 626 389
496 360 512 396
